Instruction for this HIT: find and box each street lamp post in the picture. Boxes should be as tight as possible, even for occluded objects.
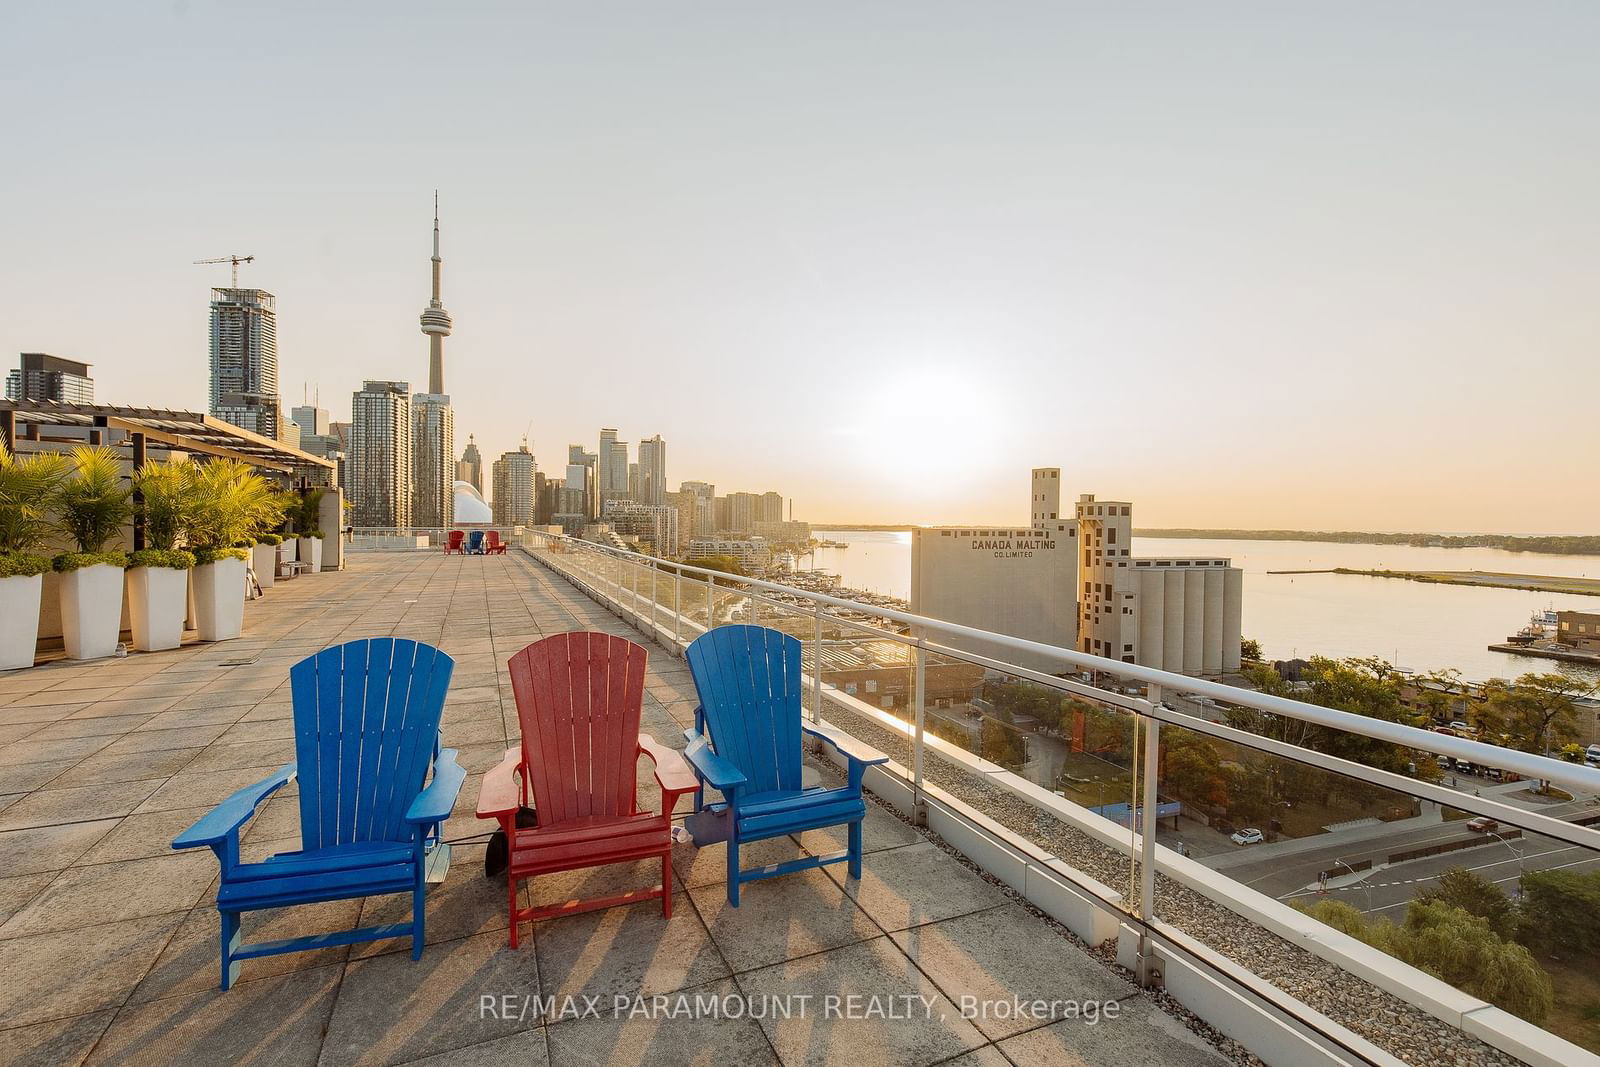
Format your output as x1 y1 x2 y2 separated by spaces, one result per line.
1334 859 1374 914
1486 831 1525 889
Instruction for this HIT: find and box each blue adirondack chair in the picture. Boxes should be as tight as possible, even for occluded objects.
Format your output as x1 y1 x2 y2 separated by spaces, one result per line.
683 624 888 905
466 529 485 555
173 638 464 989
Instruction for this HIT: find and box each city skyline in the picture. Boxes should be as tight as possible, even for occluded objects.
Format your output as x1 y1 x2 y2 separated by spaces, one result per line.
6 5 1600 533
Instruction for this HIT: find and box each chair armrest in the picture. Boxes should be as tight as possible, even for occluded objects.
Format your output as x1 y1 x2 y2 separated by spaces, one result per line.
639 734 698 795
476 747 523 819
684 732 747 793
406 748 466 825
804 722 889 768
172 763 296 849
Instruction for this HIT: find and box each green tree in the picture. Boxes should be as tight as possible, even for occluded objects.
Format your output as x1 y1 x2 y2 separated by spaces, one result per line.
1517 868 1600 957
1416 866 1517 940
1412 668 1467 724
1295 898 1554 1024
131 461 194 552
980 714 1028 771
683 555 745 578
1476 673 1593 758
1239 637 1263 663
1163 730 1231 809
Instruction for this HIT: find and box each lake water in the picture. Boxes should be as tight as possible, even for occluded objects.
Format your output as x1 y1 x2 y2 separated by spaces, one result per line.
800 530 1600 682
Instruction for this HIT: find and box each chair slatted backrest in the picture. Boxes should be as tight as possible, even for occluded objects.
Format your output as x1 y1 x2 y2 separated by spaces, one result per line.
289 638 455 849
686 626 803 796
508 632 648 825
467 530 484 553
486 531 502 550
447 531 463 551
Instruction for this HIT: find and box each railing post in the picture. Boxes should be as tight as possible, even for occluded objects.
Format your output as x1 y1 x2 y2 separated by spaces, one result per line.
1137 684 1163 990
912 629 928 827
648 560 659 633
673 569 683 645
810 600 823 724
705 573 715 633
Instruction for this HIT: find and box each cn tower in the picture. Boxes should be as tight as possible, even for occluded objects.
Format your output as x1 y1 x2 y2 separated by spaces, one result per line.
419 191 453 395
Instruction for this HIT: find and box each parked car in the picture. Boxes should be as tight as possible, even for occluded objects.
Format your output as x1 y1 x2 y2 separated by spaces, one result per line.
1466 817 1499 833
1230 827 1265 846
1448 720 1474 733
1586 744 1600 765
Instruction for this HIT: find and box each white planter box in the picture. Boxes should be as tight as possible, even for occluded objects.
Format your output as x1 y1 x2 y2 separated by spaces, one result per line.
278 540 297 565
59 562 124 660
297 537 324 572
193 557 247 642
127 566 189 652
0 572 44 670
252 543 277 590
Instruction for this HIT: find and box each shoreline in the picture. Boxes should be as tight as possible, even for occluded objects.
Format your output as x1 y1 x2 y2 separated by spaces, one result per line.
1285 568 1600 598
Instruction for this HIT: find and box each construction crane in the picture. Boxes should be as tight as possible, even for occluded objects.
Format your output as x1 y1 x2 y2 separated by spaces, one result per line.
193 254 255 287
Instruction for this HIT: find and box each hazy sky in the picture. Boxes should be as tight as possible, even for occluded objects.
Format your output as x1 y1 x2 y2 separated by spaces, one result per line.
4 3 1596 532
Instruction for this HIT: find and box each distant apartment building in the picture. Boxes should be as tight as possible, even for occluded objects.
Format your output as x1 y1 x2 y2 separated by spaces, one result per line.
349 380 412 528
456 435 483 492
760 491 784 523
1076 494 1242 675
1556 611 1600 654
603 499 679 556
628 462 641 501
681 481 717 535
411 393 455 528
277 414 301 451
6 353 94 403
554 461 598 532
208 288 280 437
724 492 761 533
598 428 630 503
688 536 772 574
290 404 330 437
663 491 695 554
491 441 537 526
637 435 666 505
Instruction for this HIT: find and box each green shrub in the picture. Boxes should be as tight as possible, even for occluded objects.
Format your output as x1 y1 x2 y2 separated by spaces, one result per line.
53 551 128 573
58 446 132 553
192 545 250 566
126 549 195 571
256 533 283 546
300 528 323 540
0 552 52 579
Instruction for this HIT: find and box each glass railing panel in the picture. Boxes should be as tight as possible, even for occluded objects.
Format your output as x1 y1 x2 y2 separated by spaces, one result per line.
812 645 1141 914
1153 711 1600 1059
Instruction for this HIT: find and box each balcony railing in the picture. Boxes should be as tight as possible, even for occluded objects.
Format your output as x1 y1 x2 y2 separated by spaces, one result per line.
510 528 1600 1067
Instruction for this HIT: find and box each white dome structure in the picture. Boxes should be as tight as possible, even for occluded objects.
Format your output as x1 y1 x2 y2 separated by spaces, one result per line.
453 481 492 524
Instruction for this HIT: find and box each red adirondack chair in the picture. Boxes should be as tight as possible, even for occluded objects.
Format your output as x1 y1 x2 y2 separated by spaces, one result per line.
477 632 696 946
484 530 508 554
443 530 464 554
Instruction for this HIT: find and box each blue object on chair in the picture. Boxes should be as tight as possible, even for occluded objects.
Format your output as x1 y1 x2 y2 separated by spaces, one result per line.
173 638 463 989
466 529 485 554
683 624 888 905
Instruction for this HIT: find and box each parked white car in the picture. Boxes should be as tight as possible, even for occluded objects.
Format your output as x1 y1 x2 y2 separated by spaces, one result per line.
1230 828 1264 846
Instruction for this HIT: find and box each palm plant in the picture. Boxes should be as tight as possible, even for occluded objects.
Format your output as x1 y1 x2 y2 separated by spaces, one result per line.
183 459 277 562
56 445 133 555
0 443 71 575
132 460 193 553
293 488 327 537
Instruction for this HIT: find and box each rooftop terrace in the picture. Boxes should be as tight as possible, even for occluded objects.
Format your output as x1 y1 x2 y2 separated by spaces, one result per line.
0 552 1233 1067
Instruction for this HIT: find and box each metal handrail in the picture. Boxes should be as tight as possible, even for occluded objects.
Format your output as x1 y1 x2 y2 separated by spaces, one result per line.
524 530 1600 795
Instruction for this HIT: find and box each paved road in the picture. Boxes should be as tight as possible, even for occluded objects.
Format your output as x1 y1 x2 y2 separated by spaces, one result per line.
1285 832 1600 918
